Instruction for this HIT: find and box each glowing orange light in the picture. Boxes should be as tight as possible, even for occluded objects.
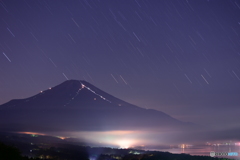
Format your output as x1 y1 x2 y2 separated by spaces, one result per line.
58 136 67 140
17 132 46 136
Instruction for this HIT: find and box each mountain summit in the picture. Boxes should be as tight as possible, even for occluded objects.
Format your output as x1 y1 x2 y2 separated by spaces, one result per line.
0 80 195 132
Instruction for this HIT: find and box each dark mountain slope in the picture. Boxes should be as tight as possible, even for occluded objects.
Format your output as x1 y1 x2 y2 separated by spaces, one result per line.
0 80 196 132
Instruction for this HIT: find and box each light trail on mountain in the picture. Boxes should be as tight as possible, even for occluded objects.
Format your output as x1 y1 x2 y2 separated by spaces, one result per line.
64 81 112 106
81 82 112 103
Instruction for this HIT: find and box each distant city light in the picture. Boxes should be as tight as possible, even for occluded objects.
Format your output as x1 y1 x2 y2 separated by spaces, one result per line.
57 136 67 140
235 142 240 146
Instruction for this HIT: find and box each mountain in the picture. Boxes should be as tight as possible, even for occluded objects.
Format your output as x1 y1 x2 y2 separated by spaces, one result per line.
0 80 196 132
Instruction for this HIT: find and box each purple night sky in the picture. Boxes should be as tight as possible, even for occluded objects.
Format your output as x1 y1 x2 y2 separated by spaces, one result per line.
0 0 240 129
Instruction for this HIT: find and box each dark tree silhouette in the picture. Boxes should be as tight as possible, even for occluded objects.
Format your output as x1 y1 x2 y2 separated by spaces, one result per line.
0 142 24 160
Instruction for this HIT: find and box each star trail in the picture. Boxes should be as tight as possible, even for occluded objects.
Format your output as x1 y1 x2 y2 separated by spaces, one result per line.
0 0 240 129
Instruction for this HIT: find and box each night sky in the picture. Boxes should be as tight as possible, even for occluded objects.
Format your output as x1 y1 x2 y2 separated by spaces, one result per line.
1 0 240 128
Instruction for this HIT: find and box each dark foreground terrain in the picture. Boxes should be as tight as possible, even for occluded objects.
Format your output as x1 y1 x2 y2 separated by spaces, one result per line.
0 132 235 160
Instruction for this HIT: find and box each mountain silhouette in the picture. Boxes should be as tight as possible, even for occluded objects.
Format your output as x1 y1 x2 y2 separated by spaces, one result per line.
0 80 196 132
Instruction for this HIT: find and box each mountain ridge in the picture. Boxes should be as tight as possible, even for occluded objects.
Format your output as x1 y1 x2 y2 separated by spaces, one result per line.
0 80 197 132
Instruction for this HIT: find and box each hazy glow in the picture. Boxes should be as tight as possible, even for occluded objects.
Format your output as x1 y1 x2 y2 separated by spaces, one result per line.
16 130 144 147
59 130 145 147
15 129 214 147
